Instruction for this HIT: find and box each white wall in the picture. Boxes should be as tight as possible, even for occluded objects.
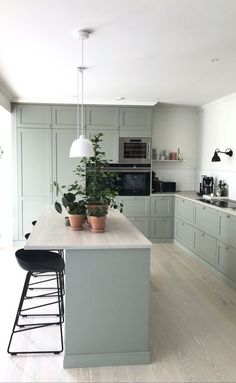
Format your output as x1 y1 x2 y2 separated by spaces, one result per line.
0 82 11 112
197 93 236 198
152 103 199 191
0 106 12 246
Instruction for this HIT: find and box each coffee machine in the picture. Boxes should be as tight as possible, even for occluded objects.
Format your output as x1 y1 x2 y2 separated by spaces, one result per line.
199 175 214 195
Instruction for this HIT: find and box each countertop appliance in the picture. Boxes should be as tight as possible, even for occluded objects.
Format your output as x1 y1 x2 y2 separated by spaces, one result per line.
119 137 151 165
104 164 151 196
198 198 236 209
199 176 214 195
152 172 176 192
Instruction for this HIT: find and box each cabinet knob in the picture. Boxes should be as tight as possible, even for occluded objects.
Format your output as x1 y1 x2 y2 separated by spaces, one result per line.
227 215 231 218
225 246 229 250
201 233 205 237
182 222 184 226
202 206 206 210
182 199 185 202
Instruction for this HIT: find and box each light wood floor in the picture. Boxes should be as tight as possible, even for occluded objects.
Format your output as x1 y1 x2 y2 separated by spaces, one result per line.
1 243 236 382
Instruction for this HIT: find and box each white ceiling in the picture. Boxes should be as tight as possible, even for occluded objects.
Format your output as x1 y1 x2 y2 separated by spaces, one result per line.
1 0 236 106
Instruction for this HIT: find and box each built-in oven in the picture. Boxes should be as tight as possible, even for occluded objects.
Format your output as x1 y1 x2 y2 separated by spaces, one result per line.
119 137 151 165
105 164 151 196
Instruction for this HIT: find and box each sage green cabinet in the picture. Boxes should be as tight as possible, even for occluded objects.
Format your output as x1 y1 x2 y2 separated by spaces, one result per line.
175 197 194 225
17 128 53 239
87 129 119 162
52 105 77 128
194 203 218 237
218 212 236 249
216 241 236 282
175 218 194 250
150 196 174 241
119 196 150 237
86 106 119 129
16 104 52 128
194 228 217 266
119 107 152 137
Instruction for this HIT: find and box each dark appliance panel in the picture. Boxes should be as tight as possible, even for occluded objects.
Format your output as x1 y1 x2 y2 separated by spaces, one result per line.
119 170 150 196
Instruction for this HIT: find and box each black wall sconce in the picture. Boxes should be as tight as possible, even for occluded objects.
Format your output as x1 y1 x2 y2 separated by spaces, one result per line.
212 148 233 162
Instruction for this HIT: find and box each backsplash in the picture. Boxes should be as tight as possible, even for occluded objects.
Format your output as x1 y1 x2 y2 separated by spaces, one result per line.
152 165 195 192
195 169 236 199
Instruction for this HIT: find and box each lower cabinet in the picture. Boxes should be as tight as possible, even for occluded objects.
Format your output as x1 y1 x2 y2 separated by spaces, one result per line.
216 241 236 282
119 196 150 237
128 218 149 238
193 228 217 267
150 196 174 242
175 218 194 250
150 217 173 239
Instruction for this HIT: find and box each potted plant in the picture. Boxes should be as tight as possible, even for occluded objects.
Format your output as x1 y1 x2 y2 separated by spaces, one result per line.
69 133 122 213
54 182 86 229
88 206 108 232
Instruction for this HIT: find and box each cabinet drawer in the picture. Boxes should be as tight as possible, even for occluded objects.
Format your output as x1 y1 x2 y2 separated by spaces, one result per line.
194 203 218 237
151 197 173 217
175 218 194 250
16 105 52 127
150 217 173 239
216 241 236 282
194 228 217 266
175 197 194 224
119 197 150 218
218 212 236 248
128 218 149 238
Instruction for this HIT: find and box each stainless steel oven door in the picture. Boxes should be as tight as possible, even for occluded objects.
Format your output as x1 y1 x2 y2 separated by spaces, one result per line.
118 168 151 196
119 137 151 164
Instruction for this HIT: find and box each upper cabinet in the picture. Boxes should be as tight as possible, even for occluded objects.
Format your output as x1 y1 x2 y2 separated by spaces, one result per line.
16 104 52 128
119 107 152 137
86 106 119 129
52 106 77 128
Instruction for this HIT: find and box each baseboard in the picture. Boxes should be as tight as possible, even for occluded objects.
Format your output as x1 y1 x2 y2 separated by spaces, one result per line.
63 351 150 369
150 238 173 243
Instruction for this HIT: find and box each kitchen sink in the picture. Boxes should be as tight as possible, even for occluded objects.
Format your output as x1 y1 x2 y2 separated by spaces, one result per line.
198 198 236 209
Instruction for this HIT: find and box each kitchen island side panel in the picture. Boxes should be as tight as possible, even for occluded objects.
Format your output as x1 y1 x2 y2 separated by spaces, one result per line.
64 248 150 368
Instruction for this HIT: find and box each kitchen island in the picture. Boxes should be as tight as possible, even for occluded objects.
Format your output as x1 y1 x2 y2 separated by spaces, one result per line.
25 208 152 368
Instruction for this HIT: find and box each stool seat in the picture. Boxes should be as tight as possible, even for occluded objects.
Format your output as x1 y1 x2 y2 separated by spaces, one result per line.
15 249 65 273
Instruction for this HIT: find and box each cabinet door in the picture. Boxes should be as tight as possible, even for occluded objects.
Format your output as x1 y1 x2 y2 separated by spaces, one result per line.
52 106 77 128
119 196 150 218
175 197 194 224
218 212 236 248
194 228 217 266
151 196 173 217
16 104 52 128
175 218 194 250
150 217 173 239
119 107 152 130
17 128 52 239
86 106 119 129
194 203 218 237
216 241 236 282
128 218 149 237
87 129 119 162
52 130 81 195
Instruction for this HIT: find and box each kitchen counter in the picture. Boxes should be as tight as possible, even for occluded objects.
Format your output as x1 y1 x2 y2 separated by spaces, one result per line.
25 208 151 368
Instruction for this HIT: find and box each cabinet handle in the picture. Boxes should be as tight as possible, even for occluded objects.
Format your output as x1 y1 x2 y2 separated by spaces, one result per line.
182 199 185 202
227 215 231 218
225 246 229 250
201 233 205 237
182 222 184 226
202 206 206 210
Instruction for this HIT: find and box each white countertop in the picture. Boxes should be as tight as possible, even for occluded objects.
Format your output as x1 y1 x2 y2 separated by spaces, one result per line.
25 208 152 250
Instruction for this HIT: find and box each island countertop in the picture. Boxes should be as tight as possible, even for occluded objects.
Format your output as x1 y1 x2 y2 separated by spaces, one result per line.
25 207 152 250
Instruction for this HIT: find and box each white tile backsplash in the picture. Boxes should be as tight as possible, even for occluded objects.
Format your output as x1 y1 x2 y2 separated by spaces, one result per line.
153 167 196 191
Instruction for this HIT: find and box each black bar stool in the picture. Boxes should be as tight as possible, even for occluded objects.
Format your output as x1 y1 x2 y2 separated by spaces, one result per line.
7 249 65 355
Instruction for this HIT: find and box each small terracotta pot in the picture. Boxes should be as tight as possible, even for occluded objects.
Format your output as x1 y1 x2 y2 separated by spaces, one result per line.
68 214 84 229
89 216 106 232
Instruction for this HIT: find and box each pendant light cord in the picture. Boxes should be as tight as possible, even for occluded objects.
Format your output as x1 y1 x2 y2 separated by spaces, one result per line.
81 37 84 136
76 67 80 139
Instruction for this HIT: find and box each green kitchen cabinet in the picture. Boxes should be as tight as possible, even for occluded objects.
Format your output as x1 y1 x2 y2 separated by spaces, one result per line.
86 106 119 129
150 196 174 241
150 217 173 239
218 212 236 249
175 196 194 225
52 105 77 128
128 218 150 238
193 228 217 267
119 196 150 237
119 107 152 137
216 241 236 282
16 104 52 128
175 218 194 250
151 196 174 217
194 203 218 237
87 129 119 162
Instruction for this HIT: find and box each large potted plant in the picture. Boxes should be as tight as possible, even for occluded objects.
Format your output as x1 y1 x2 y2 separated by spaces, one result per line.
69 133 122 212
54 182 86 230
88 206 108 232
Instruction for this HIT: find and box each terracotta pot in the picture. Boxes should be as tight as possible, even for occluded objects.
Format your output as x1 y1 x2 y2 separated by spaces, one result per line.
68 214 84 229
89 215 106 232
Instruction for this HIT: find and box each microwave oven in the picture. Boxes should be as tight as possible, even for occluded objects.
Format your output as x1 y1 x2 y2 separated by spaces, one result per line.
119 137 151 165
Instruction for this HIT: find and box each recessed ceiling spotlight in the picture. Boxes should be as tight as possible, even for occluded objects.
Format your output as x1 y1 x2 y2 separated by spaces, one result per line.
116 97 125 101
211 58 220 62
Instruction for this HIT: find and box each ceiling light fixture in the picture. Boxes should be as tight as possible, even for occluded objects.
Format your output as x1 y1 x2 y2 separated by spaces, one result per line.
70 30 94 158
211 148 233 162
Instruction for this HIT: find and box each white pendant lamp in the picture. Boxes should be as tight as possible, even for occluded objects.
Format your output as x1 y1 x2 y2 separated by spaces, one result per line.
70 30 94 158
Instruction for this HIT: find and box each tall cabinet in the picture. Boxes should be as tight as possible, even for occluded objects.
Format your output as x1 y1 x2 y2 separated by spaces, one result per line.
13 103 152 239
